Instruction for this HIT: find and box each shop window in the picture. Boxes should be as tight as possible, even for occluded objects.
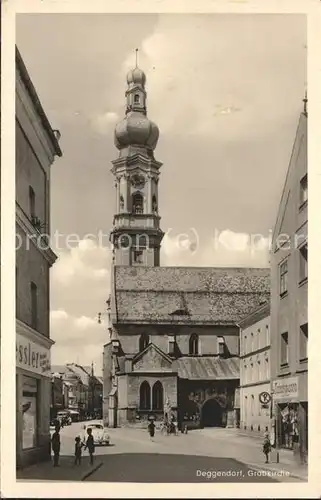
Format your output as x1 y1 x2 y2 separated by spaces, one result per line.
139 334 150 352
300 174 307 207
22 375 38 449
152 381 163 411
279 260 288 296
299 244 308 283
30 282 38 330
189 333 199 355
299 323 308 361
280 332 289 366
132 192 143 214
139 381 151 410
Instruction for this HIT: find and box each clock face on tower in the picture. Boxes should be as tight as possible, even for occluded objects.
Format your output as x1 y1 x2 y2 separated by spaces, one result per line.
130 173 145 189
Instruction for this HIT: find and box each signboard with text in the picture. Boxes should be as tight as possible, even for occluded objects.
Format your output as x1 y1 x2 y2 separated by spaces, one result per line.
273 377 299 401
16 333 51 377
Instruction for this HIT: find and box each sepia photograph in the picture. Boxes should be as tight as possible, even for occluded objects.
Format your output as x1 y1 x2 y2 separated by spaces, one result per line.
2 4 319 496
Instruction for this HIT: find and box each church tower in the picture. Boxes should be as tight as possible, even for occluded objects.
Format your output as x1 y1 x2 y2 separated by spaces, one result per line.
110 57 164 266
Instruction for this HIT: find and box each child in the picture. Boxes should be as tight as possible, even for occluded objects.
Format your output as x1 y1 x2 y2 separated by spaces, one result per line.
74 436 83 466
84 427 95 465
263 426 272 464
51 426 61 467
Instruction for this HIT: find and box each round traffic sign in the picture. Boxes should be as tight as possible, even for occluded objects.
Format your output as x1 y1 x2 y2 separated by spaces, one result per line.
259 391 271 404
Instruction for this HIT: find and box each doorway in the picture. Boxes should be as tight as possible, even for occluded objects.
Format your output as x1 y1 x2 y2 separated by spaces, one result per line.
201 398 224 427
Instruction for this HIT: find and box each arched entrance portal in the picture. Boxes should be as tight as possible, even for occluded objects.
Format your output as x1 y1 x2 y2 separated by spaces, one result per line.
201 398 224 428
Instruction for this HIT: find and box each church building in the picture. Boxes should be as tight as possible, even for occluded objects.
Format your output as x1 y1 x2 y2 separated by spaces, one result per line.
103 63 270 429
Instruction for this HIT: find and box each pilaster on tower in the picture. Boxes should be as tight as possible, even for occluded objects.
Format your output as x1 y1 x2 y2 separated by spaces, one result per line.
110 60 164 267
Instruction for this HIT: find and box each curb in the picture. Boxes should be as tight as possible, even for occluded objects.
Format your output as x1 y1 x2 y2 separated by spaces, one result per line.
81 462 103 481
246 462 308 482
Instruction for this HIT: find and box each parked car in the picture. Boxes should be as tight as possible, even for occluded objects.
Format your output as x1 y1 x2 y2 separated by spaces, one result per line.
81 421 110 446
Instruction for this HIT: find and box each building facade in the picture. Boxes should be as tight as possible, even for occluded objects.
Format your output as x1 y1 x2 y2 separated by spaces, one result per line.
15 47 62 467
103 64 270 430
51 364 103 418
239 302 271 435
270 102 308 456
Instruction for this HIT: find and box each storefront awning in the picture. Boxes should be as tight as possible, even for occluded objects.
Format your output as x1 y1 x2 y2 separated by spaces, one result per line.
177 356 239 380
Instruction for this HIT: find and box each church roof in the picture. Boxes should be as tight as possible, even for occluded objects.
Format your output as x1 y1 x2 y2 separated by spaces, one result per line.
112 266 270 325
177 356 239 380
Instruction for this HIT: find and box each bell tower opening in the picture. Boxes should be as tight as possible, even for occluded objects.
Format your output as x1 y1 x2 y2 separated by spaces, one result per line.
110 53 164 267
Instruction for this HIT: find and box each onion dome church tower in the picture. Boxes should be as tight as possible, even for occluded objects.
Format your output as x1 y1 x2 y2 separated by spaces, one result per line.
110 53 164 266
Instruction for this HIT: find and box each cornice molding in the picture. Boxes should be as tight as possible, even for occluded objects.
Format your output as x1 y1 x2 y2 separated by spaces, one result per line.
16 203 58 266
16 318 55 349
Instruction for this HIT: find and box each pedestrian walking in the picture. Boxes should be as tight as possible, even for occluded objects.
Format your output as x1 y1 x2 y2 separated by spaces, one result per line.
263 426 272 464
84 427 95 465
74 436 83 466
148 420 155 440
51 426 61 467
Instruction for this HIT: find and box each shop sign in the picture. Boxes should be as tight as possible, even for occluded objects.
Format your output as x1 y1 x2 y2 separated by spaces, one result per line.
273 377 299 401
16 333 51 377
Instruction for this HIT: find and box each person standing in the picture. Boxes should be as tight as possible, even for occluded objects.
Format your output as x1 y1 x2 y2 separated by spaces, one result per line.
74 436 83 466
51 426 61 467
84 427 95 465
263 427 272 464
148 420 155 440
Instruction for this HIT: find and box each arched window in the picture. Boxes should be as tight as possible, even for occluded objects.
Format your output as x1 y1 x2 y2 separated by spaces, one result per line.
152 381 163 411
152 195 157 213
134 94 140 103
189 333 199 355
132 193 143 214
119 195 124 211
139 334 150 352
140 381 151 410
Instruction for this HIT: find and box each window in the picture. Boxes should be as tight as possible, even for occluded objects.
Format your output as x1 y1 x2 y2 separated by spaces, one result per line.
217 336 225 356
251 395 254 416
244 335 247 355
152 381 163 411
280 260 288 296
244 364 247 384
300 323 308 361
132 249 143 265
280 332 289 365
132 193 143 214
250 332 254 352
139 381 151 410
22 376 38 449
29 186 35 219
265 357 269 380
299 244 308 283
30 282 38 330
265 324 270 347
189 333 199 355
119 195 124 211
152 195 157 213
139 334 150 352
300 174 307 206
134 94 140 103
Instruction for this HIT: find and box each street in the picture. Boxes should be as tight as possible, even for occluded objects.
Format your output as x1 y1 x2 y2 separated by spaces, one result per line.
44 422 306 483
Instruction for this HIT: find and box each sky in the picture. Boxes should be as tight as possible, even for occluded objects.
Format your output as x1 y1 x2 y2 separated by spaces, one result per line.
16 13 306 375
